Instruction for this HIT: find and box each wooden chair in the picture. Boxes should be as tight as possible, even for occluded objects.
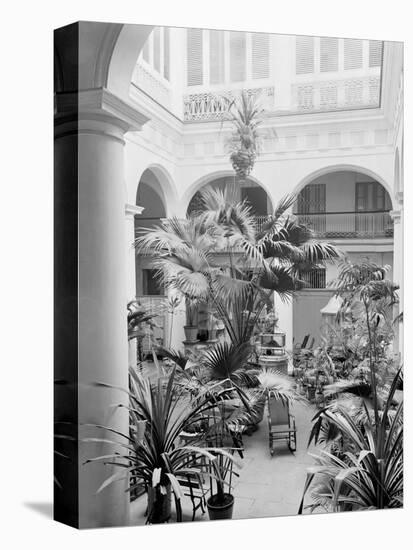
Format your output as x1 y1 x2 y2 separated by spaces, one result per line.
267 391 297 456
177 472 209 521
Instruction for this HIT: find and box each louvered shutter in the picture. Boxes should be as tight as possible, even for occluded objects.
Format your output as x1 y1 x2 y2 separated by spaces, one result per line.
252 33 269 79
163 27 170 80
344 39 363 70
209 30 225 84
153 27 161 72
230 31 246 82
320 37 338 72
369 40 383 67
187 28 203 86
296 36 314 74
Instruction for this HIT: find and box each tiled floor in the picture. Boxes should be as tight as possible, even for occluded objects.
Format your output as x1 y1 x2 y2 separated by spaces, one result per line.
130 399 323 525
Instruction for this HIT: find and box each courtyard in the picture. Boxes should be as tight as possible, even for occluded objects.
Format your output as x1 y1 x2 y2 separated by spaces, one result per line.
130 397 318 524
53 22 404 529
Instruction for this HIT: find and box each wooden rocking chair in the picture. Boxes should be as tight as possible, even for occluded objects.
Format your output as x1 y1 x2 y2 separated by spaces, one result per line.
267 390 297 456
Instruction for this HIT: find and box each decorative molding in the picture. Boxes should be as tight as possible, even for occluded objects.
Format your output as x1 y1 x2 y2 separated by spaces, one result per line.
396 191 403 205
125 204 145 217
55 88 150 133
389 210 402 224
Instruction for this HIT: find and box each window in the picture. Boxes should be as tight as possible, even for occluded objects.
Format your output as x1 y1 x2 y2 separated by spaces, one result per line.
320 37 338 72
299 268 326 289
142 269 164 296
344 39 363 70
230 31 246 82
296 36 314 74
355 182 391 211
140 27 170 81
163 27 170 80
187 28 203 86
369 40 383 67
209 30 225 84
296 184 326 214
252 33 269 79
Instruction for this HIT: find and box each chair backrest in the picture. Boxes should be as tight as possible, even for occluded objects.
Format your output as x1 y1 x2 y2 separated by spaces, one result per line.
268 392 289 425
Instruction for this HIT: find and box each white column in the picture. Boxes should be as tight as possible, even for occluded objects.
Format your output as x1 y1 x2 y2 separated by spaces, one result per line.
274 294 293 352
390 209 403 357
56 88 149 528
125 204 144 367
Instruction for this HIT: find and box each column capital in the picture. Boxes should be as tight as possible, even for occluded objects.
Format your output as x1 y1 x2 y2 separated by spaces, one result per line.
125 203 144 217
54 87 150 141
389 209 402 224
396 191 404 205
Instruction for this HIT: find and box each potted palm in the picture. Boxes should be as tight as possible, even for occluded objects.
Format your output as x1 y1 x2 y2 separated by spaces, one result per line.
83 367 237 524
184 298 199 343
224 91 263 181
206 451 239 520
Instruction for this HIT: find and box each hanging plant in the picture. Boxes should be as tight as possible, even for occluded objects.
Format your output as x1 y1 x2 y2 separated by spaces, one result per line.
224 90 264 181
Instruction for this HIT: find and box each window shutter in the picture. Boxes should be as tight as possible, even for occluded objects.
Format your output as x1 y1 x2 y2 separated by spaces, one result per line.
209 30 225 84
369 40 383 67
187 28 203 86
230 31 246 82
344 39 363 70
296 36 314 74
153 27 161 72
163 27 170 80
252 33 269 79
320 37 338 72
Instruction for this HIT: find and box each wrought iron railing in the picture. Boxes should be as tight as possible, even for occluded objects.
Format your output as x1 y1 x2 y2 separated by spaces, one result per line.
134 212 393 240
295 211 393 239
183 87 275 121
299 268 327 289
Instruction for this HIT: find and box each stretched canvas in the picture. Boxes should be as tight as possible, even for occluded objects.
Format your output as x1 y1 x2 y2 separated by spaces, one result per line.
54 21 404 529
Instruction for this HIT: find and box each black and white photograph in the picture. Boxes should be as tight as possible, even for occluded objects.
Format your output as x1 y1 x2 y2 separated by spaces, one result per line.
53 21 404 529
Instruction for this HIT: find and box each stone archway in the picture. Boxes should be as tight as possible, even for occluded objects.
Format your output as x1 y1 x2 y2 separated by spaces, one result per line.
184 171 274 217
293 163 395 209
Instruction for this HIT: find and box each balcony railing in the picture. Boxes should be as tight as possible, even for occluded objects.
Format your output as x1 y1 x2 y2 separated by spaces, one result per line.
295 211 393 239
183 87 275 121
134 212 393 242
291 76 381 113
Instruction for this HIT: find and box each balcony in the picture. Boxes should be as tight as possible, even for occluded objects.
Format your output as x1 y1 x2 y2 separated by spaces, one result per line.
295 211 393 239
183 87 275 121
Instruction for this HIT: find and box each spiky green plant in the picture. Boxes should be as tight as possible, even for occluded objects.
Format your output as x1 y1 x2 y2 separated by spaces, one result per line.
299 368 403 512
83 368 240 524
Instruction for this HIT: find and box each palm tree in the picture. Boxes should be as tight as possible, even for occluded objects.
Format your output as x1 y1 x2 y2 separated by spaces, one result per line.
224 91 264 181
299 260 403 513
330 260 399 424
135 187 342 348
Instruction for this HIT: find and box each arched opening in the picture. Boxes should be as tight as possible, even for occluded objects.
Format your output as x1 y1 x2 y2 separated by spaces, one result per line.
135 168 167 298
292 169 394 348
187 175 273 221
133 168 169 356
294 170 393 240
